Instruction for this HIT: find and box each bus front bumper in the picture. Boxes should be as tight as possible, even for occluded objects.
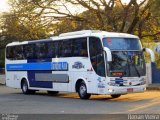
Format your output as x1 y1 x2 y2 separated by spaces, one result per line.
106 84 146 95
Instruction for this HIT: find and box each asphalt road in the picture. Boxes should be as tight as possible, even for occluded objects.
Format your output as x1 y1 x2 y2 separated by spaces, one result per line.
0 85 160 115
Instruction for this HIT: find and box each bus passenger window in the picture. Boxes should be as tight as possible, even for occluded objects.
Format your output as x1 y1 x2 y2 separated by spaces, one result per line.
14 46 24 60
72 38 88 57
35 42 47 59
62 40 72 57
6 47 14 60
24 44 35 59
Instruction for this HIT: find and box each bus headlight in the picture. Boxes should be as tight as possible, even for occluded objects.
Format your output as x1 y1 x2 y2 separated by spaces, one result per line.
108 89 114 92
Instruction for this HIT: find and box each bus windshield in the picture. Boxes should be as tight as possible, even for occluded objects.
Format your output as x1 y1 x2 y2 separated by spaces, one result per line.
106 51 146 77
102 37 145 77
103 37 142 50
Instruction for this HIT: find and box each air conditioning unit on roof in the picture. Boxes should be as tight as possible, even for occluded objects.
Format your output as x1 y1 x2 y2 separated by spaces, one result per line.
59 30 101 37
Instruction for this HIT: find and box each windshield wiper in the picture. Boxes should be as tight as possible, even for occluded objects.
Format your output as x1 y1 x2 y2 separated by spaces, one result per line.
132 63 141 77
120 52 141 78
120 52 130 78
130 55 141 77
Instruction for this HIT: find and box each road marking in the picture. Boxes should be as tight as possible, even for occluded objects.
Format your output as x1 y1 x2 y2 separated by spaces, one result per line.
128 98 160 112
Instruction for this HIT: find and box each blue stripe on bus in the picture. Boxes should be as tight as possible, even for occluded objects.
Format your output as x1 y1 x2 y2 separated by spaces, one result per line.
110 80 127 81
6 59 68 88
6 62 68 71
28 70 53 88
27 58 53 88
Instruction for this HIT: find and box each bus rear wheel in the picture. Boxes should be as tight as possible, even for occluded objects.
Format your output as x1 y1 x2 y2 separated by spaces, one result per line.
78 81 91 99
21 79 35 94
111 94 121 98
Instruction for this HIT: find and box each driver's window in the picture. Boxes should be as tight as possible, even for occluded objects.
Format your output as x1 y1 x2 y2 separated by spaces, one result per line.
89 37 105 77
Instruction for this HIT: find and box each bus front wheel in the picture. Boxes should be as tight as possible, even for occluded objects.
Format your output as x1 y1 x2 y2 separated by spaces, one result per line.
78 81 91 99
111 94 121 98
21 80 35 94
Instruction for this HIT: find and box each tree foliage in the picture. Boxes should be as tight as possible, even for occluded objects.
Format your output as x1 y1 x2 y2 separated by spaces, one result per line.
31 0 160 40
0 0 160 67
0 0 160 49
0 0 53 49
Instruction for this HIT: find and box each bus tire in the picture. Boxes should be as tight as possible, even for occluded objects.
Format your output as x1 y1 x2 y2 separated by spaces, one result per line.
21 79 35 94
78 81 91 99
47 91 59 95
111 94 121 98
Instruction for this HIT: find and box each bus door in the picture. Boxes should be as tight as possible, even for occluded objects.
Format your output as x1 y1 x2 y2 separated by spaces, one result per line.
88 37 106 94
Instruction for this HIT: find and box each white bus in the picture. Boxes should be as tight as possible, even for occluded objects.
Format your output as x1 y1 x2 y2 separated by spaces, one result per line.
5 30 154 99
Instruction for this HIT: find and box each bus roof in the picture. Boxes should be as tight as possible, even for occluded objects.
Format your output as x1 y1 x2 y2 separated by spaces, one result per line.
51 30 139 40
7 30 139 47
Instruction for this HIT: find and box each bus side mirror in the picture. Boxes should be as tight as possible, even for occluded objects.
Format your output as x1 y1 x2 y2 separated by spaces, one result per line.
143 48 155 62
103 47 112 62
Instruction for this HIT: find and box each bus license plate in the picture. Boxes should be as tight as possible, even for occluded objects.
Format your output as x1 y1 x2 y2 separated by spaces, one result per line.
127 88 133 92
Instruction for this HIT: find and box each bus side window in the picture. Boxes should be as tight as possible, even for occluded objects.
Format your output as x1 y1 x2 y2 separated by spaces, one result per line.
89 37 105 77
48 42 54 58
35 42 47 59
57 41 63 58
6 46 14 60
7 46 24 60
62 40 72 57
48 41 59 58
24 44 35 59
14 45 24 60
72 38 88 57
80 38 88 57
72 39 79 56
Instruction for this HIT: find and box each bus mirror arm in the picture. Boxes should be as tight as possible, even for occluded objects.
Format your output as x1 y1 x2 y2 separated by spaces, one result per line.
142 48 146 52
103 47 112 62
143 48 155 62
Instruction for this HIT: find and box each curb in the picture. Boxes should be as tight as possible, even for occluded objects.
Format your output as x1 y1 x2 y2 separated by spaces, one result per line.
146 84 160 91
146 87 160 91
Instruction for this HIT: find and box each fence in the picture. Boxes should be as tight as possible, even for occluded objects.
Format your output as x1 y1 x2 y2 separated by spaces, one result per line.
151 62 160 83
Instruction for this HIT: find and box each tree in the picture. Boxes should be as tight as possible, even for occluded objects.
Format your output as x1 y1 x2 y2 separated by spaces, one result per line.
1 0 160 48
0 0 53 49
30 0 159 40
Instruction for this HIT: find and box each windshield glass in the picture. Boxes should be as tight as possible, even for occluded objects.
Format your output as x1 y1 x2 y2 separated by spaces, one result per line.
107 51 146 77
103 37 142 50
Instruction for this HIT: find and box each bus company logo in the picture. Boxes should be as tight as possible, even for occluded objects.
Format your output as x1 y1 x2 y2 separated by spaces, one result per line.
72 62 84 69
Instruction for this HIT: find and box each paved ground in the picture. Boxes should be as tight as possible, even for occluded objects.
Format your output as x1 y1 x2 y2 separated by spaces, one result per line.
0 85 160 115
